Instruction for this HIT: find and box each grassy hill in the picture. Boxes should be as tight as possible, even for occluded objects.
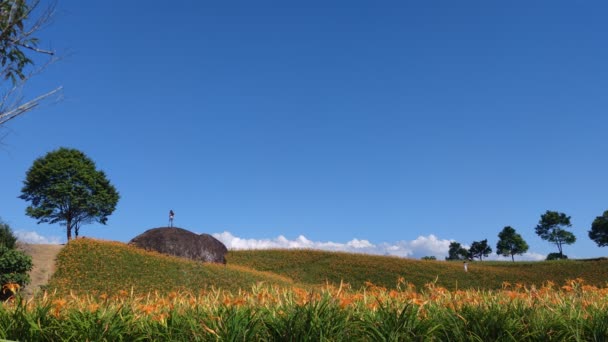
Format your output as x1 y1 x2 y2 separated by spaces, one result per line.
228 249 608 290
47 239 293 296
46 238 608 296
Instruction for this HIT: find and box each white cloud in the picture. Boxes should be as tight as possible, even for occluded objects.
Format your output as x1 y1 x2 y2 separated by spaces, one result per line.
212 232 374 251
14 230 62 244
490 252 546 262
213 232 448 259
212 231 546 261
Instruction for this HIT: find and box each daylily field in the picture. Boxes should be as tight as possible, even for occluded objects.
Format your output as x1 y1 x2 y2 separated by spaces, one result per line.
2 239 608 341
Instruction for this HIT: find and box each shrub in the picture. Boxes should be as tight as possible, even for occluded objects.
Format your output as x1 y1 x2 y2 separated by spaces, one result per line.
0 246 33 287
0 220 17 249
546 253 568 261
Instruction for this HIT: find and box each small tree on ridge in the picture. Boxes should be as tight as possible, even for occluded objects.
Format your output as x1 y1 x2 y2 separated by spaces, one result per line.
446 241 469 260
535 210 575 259
496 226 529 262
588 210 608 247
469 239 492 261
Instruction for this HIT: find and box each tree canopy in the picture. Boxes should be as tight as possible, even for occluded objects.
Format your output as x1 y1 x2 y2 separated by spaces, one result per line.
446 242 469 261
0 219 17 249
496 226 529 262
20 147 120 241
469 239 492 261
535 210 575 259
588 210 608 247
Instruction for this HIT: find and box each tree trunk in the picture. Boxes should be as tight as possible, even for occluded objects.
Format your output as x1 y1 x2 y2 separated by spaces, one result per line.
66 217 72 241
511 254 515 262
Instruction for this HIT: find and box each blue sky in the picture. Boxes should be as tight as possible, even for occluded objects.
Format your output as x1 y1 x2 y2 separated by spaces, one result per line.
1 1 607 260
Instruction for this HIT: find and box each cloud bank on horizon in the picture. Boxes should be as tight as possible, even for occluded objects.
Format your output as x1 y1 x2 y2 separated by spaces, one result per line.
213 231 545 261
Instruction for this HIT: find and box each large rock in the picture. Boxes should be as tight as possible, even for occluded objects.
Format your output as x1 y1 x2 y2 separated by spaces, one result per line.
129 227 227 264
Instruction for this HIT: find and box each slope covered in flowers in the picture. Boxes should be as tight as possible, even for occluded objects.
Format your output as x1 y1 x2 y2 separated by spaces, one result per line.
47 239 293 296
228 248 608 290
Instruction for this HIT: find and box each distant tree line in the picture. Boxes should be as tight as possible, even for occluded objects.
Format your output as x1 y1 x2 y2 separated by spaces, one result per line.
444 209 608 261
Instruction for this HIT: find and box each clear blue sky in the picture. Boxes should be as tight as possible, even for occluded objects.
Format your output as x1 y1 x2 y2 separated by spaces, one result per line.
1 1 607 260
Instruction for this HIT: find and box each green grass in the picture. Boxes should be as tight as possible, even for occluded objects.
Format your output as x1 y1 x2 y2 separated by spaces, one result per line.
46 239 608 295
46 239 293 296
227 249 608 291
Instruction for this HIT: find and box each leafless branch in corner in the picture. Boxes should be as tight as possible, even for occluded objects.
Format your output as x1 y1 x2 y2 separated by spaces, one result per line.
0 0 62 140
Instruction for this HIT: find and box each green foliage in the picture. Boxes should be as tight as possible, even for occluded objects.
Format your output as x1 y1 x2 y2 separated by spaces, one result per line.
20 147 120 241
588 210 608 247
0 0 59 131
469 239 492 261
496 226 529 262
0 0 38 84
0 246 32 287
0 220 17 249
265 295 357 341
535 210 576 258
2 286 608 340
446 241 469 260
546 253 568 261
362 303 441 340
421 256 436 260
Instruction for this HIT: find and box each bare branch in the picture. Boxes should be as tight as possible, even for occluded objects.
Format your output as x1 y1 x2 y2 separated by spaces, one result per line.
0 85 61 125
11 38 54 55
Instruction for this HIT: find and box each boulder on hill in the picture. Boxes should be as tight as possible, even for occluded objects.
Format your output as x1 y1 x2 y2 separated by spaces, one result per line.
129 227 228 264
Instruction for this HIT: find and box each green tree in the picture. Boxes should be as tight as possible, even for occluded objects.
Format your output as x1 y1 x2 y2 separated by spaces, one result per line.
0 219 17 249
0 220 31 300
446 242 469 261
0 245 32 287
0 0 60 130
496 226 529 262
588 210 608 247
469 239 492 261
535 210 576 259
19 147 120 241
546 252 568 261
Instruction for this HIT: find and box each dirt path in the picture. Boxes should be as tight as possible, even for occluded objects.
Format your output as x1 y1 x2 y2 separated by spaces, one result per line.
16 243 64 299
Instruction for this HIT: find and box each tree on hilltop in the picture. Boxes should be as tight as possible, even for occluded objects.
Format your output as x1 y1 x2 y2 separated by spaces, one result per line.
496 226 529 262
469 239 492 261
20 147 120 241
535 210 575 259
589 210 608 247
446 241 469 260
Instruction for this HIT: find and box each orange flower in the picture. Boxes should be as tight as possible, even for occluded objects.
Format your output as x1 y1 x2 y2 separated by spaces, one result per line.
2 283 20 295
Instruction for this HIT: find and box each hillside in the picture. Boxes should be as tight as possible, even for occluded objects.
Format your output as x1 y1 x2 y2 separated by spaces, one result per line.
46 239 293 296
44 239 608 296
227 249 608 290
